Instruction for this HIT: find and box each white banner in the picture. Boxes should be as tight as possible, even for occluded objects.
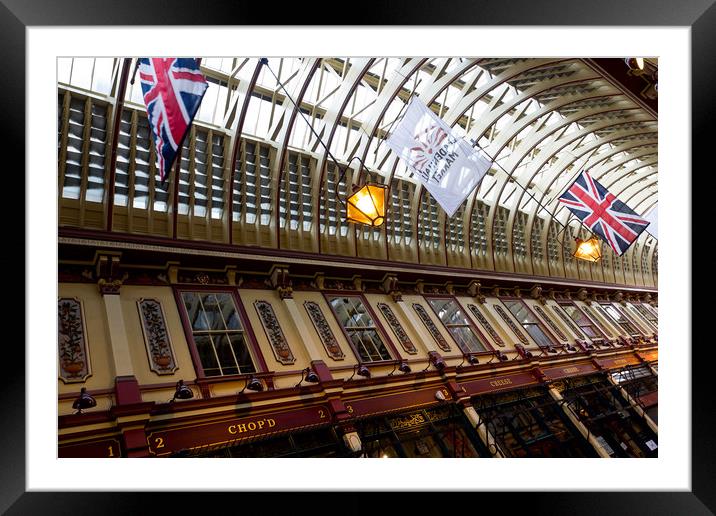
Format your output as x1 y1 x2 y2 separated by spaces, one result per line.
386 96 492 217
644 205 658 239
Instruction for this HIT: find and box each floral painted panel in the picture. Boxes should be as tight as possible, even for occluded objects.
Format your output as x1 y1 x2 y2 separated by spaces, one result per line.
412 303 451 352
492 304 529 344
467 304 505 347
58 298 92 383
551 305 586 339
138 298 178 375
304 301 345 361
255 300 295 365
377 303 417 354
532 305 568 341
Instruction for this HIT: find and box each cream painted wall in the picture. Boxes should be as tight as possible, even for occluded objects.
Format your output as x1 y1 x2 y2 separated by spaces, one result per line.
58 283 115 394
236 289 311 374
119 286 196 386
455 296 518 353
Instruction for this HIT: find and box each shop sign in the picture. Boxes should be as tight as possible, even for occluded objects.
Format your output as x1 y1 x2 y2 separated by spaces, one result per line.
59 438 121 458
594 354 641 370
146 405 330 456
542 362 598 381
459 371 538 397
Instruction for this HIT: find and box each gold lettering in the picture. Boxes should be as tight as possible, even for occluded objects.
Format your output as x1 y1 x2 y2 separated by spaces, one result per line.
108 445 114 457
346 405 353 414
236 423 247 433
154 437 164 449
614 359 627 365
489 378 513 387
247 422 257 431
267 419 276 428
257 419 265 429
228 425 237 435
318 409 326 419
563 367 578 374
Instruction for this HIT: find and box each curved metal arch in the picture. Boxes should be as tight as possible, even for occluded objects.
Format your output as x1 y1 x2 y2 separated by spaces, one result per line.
401 59 590 271
488 116 654 274
294 58 376 254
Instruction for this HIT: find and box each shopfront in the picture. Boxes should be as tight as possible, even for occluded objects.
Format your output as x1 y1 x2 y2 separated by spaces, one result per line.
354 403 489 458
471 386 598 458
556 374 658 457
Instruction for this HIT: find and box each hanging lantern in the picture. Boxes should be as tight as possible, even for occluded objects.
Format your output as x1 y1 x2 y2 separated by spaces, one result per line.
624 57 645 75
573 237 602 262
346 183 387 226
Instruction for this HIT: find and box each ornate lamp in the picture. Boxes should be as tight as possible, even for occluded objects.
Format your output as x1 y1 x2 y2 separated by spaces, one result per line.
346 183 388 227
294 367 320 387
573 237 602 262
624 57 645 71
72 387 97 414
171 379 194 402
239 375 264 393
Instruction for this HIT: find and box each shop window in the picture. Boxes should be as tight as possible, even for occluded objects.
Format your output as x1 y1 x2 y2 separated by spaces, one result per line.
327 296 392 363
178 291 257 377
472 387 597 458
426 298 487 353
357 405 487 458
558 302 605 339
501 299 556 348
599 303 643 337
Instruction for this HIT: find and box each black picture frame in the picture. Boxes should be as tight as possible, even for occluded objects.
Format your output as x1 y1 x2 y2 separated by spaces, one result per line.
10 0 709 513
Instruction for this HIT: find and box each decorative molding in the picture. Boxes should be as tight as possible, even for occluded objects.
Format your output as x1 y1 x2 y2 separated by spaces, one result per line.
268 266 293 299
551 305 586 339
412 303 451 352
532 305 567 341
381 274 402 302
492 304 529 344
467 280 486 304
304 301 345 361
377 303 417 354
58 298 92 383
467 304 505 347
576 288 588 301
137 298 178 375
254 300 296 365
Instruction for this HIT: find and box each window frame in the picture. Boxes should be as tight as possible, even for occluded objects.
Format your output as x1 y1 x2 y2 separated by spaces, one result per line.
499 296 560 349
173 286 268 379
557 300 608 340
323 292 398 364
423 295 495 355
599 302 644 338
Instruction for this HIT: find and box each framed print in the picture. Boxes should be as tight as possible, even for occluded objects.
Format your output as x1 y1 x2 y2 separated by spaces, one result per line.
14 0 711 513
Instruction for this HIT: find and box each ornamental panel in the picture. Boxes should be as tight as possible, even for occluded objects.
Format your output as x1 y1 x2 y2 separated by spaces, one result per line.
586 305 615 337
467 304 505 347
377 303 417 354
412 303 451 352
58 298 92 383
137 298 178 375
532 305 567 341
493 304 529 344
551 305 586 339
254 300 296 365
304 301 345 361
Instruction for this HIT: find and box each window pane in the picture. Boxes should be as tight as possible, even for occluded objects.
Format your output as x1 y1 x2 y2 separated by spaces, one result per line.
214 334 239 375
525 324 553 348
182 292 209 331
194 334 219 374
504 300 538 324
230 334 256 374
448 326 486 353
202 294 227 330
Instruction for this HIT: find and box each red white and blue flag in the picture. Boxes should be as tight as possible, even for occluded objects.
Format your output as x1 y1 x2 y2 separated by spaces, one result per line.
138 58 208 182
557 170 649 256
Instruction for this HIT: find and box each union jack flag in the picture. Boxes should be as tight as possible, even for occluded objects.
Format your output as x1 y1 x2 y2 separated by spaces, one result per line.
138 58 208 182
557 170 649 256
